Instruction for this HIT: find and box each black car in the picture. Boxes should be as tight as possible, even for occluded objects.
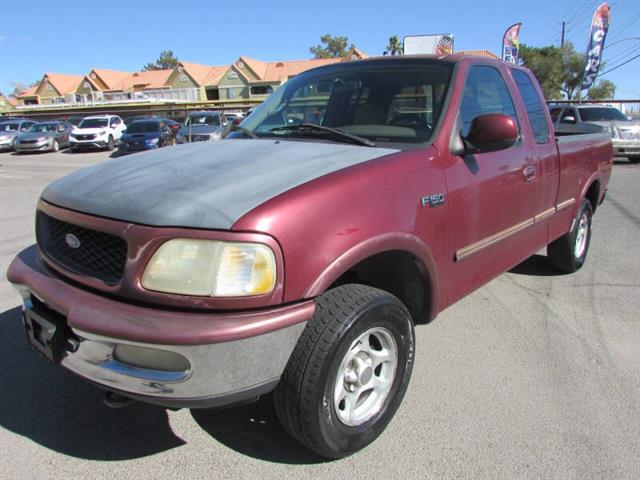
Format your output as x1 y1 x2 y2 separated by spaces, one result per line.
117 119 175 155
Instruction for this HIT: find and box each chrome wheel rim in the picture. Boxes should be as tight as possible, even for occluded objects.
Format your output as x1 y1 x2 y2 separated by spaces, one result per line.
574 213 589 258
333 327 398 427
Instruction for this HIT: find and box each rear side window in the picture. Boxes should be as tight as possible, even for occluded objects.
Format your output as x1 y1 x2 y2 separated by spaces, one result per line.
512 70 550 144
460 66 518 136
549 107 562 122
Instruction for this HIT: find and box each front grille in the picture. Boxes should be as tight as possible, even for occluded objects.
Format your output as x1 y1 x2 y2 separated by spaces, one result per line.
20 139 39 144
36 211 127 285
76 134 96 140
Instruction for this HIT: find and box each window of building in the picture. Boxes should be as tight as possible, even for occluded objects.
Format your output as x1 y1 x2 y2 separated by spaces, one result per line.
459 66 518 137
251 85 273 95
512 69 550 144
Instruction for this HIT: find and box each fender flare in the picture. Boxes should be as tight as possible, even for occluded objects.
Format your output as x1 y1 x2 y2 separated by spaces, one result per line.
304 232 440 322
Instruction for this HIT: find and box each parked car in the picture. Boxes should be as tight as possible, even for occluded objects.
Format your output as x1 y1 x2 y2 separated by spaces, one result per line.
117 119 175 155
8 56 613 459
550 103 640 162
224 112 244 126
0 118 37 151
69 115 126 151
125 115 181 135
15 121 74 153
177 111 230 142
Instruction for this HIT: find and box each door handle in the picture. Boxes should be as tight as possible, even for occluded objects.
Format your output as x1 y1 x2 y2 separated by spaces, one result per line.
523 165 537 182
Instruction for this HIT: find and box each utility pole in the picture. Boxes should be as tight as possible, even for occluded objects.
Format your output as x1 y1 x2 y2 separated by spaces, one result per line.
561 21 565 47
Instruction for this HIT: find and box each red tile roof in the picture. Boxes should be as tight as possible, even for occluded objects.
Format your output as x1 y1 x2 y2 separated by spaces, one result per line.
16 85 38 98
179 61 228 86
457 50 500 60
42 73 84 95
91 69 132 90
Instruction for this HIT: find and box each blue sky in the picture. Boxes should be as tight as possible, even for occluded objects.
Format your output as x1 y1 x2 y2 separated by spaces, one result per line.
1 0 638 99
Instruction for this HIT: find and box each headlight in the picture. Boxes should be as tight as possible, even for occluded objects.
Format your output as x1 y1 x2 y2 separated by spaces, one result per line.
38 136 47 142
601 126 617 138
97 130 106 136
141 239 277 297
146 137 159 145
0 135 8 141
69 133 77 139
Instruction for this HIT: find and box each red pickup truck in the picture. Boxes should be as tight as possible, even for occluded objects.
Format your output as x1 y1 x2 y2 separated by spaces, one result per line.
7 55 613 459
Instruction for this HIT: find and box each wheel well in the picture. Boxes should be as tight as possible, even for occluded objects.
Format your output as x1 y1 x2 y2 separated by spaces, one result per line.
585 180 600 212
328 250 430 324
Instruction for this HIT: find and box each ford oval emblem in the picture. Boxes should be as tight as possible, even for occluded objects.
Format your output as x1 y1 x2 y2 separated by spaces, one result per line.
65 233 81 249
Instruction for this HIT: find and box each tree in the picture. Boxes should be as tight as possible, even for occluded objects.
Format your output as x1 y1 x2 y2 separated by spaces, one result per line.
310 34 355 59
385 35 403 56
143 50 179 71
519 42 614 101
588 79 616 100
9 80 38 98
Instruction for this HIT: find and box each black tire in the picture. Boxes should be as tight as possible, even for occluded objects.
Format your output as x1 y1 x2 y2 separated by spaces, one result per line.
274 284 415 459
628 156 640 164
52 140 59 152
548 198 593 273
106 136 115 151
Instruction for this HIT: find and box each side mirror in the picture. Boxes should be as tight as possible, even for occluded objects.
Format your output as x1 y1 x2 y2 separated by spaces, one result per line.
561 115 576 124
454 113 519 155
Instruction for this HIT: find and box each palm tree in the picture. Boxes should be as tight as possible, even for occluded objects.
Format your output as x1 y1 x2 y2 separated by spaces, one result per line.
386 35 403 56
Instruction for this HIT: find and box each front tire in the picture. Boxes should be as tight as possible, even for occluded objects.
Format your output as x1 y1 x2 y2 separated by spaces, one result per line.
106 136 115 151
52 140 59 152
274 284 415 459
548 198 593 273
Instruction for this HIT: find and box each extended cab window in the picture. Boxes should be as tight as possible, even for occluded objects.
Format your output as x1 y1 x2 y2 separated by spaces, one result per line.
460 66 518 136
512 70 550 144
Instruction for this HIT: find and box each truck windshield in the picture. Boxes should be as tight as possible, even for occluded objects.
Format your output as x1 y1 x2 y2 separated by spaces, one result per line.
241 59 454 145
578 107 627 122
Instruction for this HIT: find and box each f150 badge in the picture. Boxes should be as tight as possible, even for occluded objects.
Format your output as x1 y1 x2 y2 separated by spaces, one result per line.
421 193 445 208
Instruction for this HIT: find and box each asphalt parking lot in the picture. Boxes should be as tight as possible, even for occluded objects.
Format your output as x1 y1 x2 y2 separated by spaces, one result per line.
0 149 639 479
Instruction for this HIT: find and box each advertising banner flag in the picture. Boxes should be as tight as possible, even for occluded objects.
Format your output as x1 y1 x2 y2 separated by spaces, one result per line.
502 23 522 64
581 2 611 91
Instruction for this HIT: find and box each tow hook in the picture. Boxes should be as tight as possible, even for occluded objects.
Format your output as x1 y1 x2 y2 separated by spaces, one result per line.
103 390 136 409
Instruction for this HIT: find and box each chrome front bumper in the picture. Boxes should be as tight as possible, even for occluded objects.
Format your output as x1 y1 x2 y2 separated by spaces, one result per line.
612 139 640 156
8 247 312 408
16 140 52 152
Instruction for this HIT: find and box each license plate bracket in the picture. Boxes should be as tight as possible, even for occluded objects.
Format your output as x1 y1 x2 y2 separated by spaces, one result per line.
23 307 68 364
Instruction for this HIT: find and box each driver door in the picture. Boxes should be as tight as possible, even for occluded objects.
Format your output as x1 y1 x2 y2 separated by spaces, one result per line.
442 65 544 303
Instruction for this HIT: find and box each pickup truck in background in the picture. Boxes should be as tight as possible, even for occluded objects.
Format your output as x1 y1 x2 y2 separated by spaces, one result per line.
7 55 613 459
550 103 640 162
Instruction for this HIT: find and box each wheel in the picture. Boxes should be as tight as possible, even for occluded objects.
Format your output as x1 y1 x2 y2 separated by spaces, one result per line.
52 140 59 152
628 156 640 164
548 198 593 273
106 136 115 151
274 284 415 459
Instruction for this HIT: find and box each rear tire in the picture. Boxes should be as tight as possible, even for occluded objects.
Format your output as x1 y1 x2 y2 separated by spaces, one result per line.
274 284 415 459
548 198 593 273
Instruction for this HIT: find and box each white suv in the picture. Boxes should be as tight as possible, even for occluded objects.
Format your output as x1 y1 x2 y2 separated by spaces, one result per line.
70 115 126 151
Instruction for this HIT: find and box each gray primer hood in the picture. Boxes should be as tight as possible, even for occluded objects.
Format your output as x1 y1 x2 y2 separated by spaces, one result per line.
42 139 398 229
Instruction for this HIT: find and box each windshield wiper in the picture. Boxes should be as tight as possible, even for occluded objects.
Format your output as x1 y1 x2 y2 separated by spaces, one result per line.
230 124 259 139
270 123 376 147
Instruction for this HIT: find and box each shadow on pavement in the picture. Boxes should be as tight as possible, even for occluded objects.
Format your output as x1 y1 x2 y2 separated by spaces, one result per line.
0 306 185 460
192 394 328 465
508 254 566 276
